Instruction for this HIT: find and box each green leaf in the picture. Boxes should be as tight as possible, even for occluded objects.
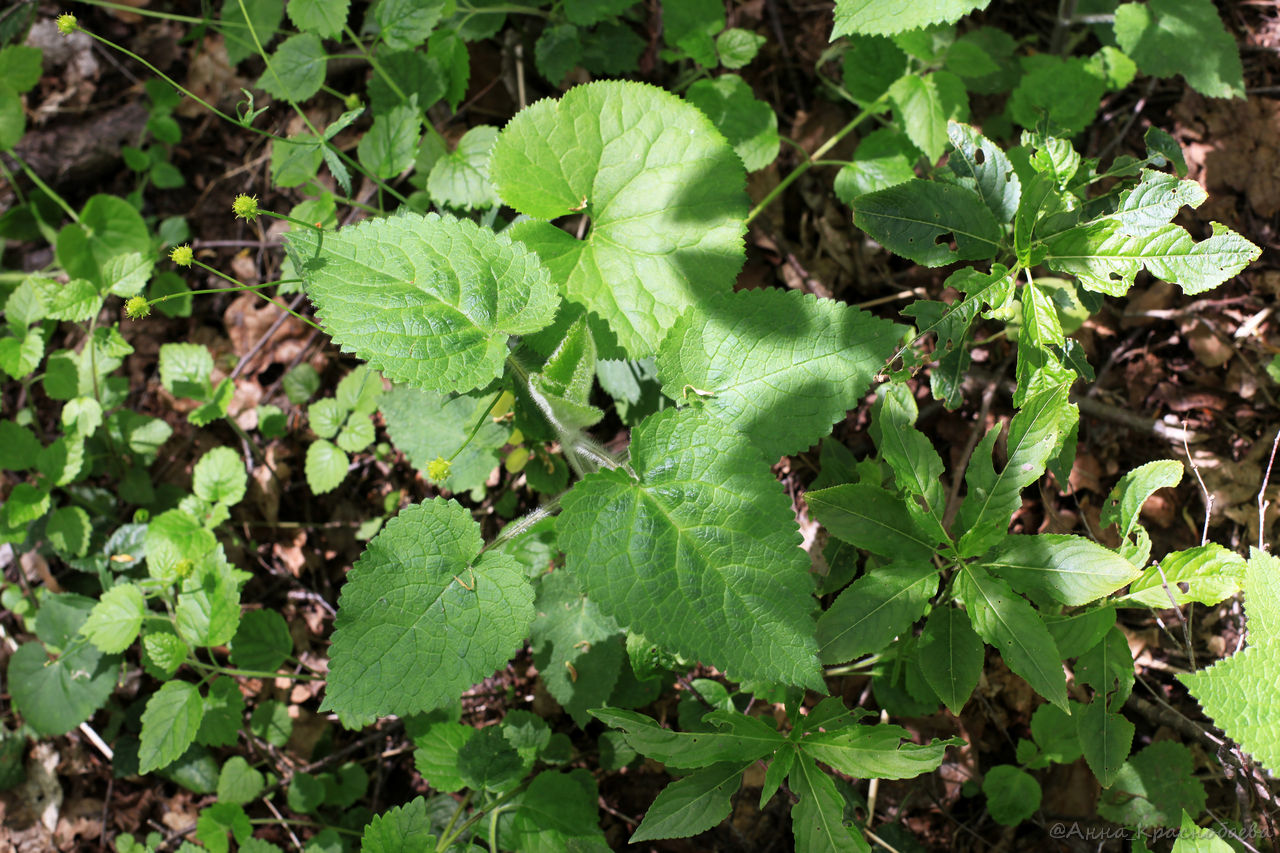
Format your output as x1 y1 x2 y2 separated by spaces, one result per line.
145 509 217 583
888 74 966 163
1 482 49 528
380 386 506 493
193 446 247 506
1097 740 1206 827
957 565 1068 710
534 23 582 83
304 439 346 494
257 33 327 103
684 75 779 172
531 571 621 727
412 720 474 793
220 0 283 66
662 0 724 67
139 681 204 773
841 35 908 107
1101 458 1182 562
159 343 213 399
1114 0 1244 98
1042 220 1260 297
1111 169 1207 229
143 631 190 679
308 398 344 439
176 549 245 648
632 763 748 843
832 0 989 37
946 121 1021 223
658 289 903 458
983 765 1041 825
287 0 350 38
1007 55 1106 136
807 484 940 563
1179 549 1280 774
323 498 534 726
457 724 525 792
491 81 747 358
564 0 635 26
5 277 47 328
834 128 918 202
45 278 105 322
716 28 765 69
427 125 501 209
788 752 870 852
198 678 246 747
0 46 43 93
0 85 22 152
955 383 1073 558
46 505 91 558
367 50 445 114
869 382 948 539
270 133 323 188
376 0 445 51
1077 699 1135 788
508 769 607 852
0 421 40 471
360 797 437 852
853 179 1003 267
0 330 42 379
1171 811 1236 853
102 251 154 298
8 638 118 736
816 561 938 665
591 708 785 769
80 583 146 654
291 211 558 394
978 534 1141 606
558 409 822 688
800 722 957 780
1122 543 1245 608
917 606 983 714
230 609 293 672
358 100 420 179
190 378 234 426
217 756 265 806
56 195 151 291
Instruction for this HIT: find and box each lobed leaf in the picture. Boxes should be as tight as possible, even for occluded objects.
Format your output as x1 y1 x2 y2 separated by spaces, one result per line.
490 81 747 357
558 408 822 688
291 211 558 394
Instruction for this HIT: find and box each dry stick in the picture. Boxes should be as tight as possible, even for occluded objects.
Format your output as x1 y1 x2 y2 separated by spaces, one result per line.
229 291 310 381
1182 420 1214 548
1258 427 1280 551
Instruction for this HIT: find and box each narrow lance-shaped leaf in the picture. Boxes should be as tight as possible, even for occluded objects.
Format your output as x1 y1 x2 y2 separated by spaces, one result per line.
957 565 1068 711
807 483 941 563
323 498 535 727
788 752 870 853
657 288 904 458
290 212 559 395
800 721 960 780
978 534 1142 606
630 761 750 843
956 383 1074 558
854 179 1003 268
491 81 747 358
917 606 984 715
590 708 785 769
816 561 938 665
870 382 948 542
558 408 822 688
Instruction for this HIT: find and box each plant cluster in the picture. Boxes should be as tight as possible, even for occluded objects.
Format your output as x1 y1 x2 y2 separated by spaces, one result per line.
0 0 1274 850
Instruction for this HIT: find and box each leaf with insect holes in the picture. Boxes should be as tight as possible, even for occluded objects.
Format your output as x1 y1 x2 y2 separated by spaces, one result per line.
291 211 558 394
323 499 534 727
490 81 747 358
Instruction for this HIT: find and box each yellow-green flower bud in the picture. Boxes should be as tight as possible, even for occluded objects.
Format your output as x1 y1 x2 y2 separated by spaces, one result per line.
56 13 77 35
124 296 151 319
427 455 451 483
169 244 194 267
232 194 260 222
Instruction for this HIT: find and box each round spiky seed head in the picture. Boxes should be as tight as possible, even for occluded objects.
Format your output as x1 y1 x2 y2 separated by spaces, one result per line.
427 456 451 483
232 194 259 222
169 244 194 267
55 13 77 34
124 296 151 319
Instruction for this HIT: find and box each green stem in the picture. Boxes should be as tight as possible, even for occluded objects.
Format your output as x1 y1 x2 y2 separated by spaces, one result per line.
188 660 324 682
744 104 880 226
189 259 323 331
9 154 80 222
437 792 473 851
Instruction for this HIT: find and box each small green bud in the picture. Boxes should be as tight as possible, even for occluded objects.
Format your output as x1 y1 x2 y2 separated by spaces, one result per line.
55 13 77 35
169 244 194 266
174 558 195 579
343 93 361 111
124 296 151 319
427 455 451 483
232 194 260 222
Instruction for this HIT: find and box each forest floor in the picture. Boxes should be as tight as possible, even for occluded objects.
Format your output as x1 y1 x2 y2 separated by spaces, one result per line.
2 0 1280 851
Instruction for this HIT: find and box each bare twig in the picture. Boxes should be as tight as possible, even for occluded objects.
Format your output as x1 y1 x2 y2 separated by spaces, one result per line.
1258 427 1280 551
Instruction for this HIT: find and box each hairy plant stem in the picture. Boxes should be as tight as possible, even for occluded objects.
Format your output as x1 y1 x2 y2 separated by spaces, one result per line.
187 258 323 331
